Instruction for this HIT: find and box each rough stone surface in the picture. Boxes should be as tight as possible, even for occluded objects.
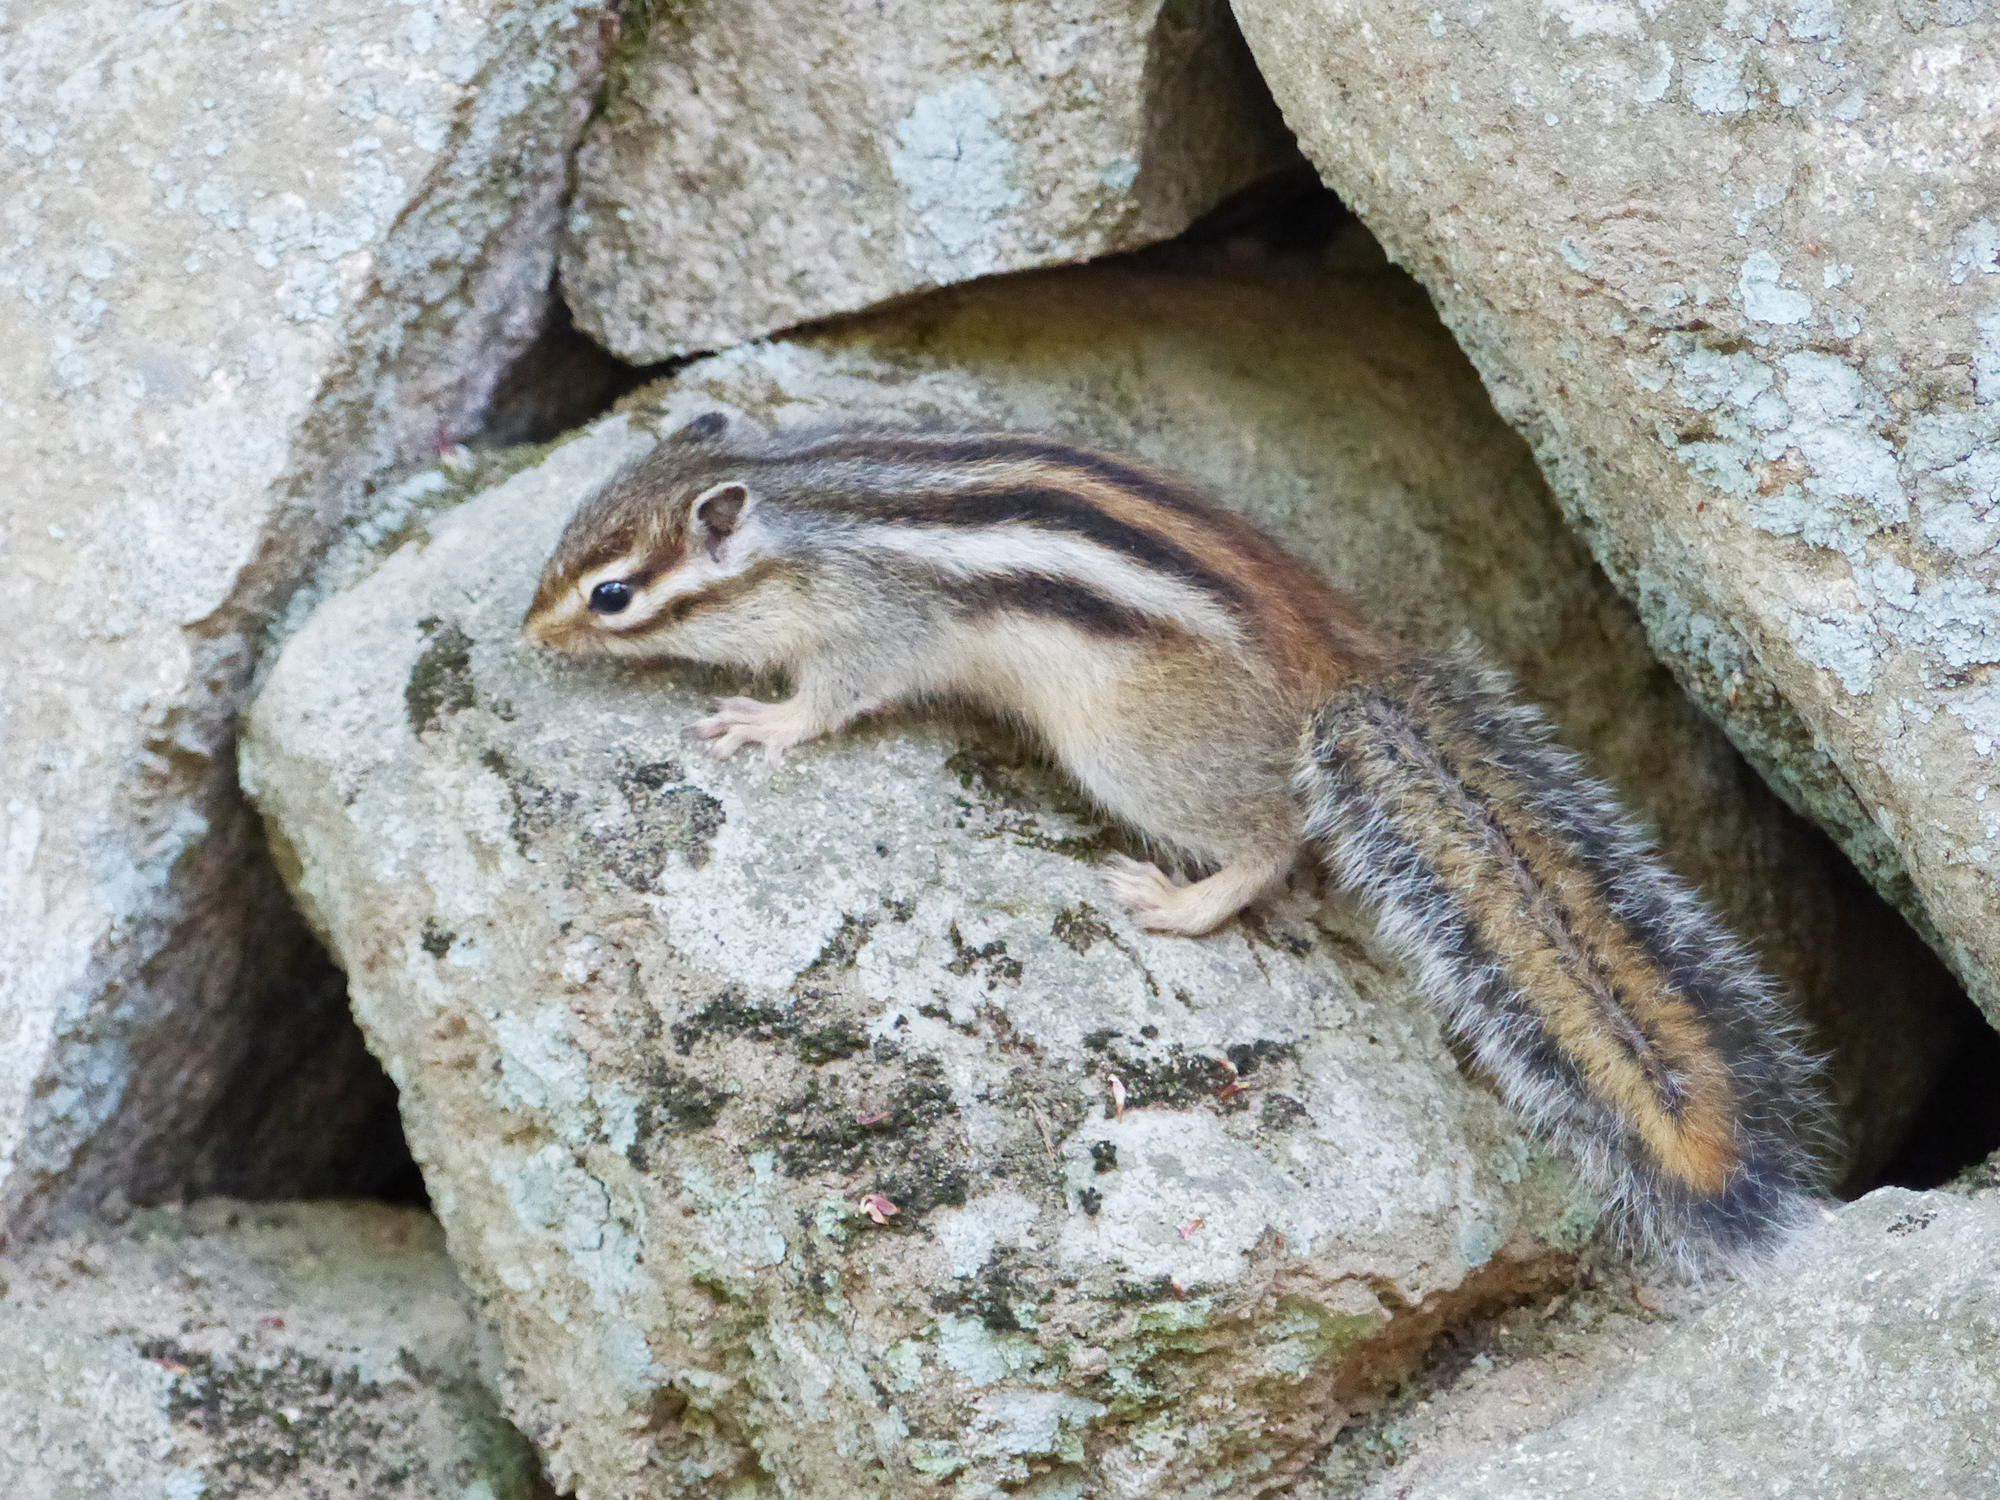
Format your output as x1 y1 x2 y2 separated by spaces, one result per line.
1233 0 2000 1026
561 0 1297 361
1305 1151 2000 1496
247 244 1955 1496
1293 1248 1706 1497
0 1199 549 1499
1372 1188 2000 1499
0 0 611 1234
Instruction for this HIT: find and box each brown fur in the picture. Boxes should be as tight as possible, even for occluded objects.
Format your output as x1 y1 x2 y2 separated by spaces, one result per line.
792 435 1395 702
1364 696 1741 1193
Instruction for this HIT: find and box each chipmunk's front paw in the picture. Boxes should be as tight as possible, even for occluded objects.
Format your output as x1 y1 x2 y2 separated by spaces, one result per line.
690 696 817 763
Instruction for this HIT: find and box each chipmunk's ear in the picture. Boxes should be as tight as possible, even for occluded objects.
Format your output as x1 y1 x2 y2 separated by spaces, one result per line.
667 411 729 446
691 481 753 560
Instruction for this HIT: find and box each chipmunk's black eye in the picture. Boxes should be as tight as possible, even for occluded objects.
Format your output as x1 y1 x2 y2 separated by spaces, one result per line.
589 581 633 615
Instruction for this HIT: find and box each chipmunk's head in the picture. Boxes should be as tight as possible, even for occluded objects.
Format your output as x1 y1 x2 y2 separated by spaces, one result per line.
525 412 773 658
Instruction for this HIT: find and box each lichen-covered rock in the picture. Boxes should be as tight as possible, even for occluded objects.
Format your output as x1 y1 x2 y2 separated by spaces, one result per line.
0 1200 547 1499
1379 1188 2000 1499
0 0 610 1233
1232 0 2000 1026
560 0 1296 361
246 244 1954 1495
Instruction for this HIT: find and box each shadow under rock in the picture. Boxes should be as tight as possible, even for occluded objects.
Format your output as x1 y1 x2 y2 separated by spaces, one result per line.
178 927 429 1210
473 278 682 449
105 799 429 1218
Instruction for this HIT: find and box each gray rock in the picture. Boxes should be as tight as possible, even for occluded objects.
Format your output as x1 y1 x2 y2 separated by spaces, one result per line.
245 245 1942 1495
0 1199 547 1500
560 0 1296 361
1291 1249 1708 1498
1379 1189 2000 1499
0 0 611 1233
1233 0 2000 1026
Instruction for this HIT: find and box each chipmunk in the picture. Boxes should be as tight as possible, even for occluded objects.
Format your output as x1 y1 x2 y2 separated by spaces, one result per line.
525 413 1829 1262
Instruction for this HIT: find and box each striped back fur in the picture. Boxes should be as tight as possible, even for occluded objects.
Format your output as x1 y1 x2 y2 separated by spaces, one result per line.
1300 646 1832 1264
529 423 1391 700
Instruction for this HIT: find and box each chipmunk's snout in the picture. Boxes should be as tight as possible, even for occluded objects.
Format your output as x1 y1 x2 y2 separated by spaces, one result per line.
521 604 565 649
522 576 591 650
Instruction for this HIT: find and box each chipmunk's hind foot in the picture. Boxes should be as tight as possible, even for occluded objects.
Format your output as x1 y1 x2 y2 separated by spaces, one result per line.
1102 848 1292 936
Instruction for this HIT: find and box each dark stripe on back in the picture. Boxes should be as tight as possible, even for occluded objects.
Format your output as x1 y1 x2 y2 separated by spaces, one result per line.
950 572 1158 639
761 432 1232 529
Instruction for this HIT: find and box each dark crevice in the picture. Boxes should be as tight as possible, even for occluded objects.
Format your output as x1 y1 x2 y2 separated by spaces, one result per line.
1857 1006 2000 1193
471 276 682 448
180 930 430 1210
14 791 427 1242
145 825 429 1215
1154 162 1354 259
1758 806 2000 1198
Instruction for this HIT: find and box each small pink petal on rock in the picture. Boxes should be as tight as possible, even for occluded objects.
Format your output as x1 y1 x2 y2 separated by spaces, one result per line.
861 1193 899 1225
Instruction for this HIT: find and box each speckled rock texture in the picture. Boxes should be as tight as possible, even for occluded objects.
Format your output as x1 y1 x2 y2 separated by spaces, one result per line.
0 0 610 1235
559 0 1297 361
246 245 1958 1496
1232 0 2000 1028
1376 1188 2000 1499
0 1199 549 1500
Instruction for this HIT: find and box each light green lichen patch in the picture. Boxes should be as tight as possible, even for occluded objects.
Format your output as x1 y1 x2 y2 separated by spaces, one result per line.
1261 1296 1386 1375
934 1314 1049 1386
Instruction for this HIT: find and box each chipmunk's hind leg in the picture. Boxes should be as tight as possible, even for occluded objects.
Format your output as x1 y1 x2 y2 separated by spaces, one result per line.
1103 844 1294 936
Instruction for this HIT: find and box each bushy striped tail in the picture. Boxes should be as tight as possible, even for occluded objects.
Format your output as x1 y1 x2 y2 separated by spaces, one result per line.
1300 646 1833 1265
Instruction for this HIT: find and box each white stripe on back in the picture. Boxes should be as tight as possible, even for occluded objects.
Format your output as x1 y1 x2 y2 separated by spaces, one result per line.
840 521 1241 645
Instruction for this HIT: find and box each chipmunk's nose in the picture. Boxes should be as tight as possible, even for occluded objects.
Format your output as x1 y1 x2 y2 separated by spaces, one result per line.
521 599 565 647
